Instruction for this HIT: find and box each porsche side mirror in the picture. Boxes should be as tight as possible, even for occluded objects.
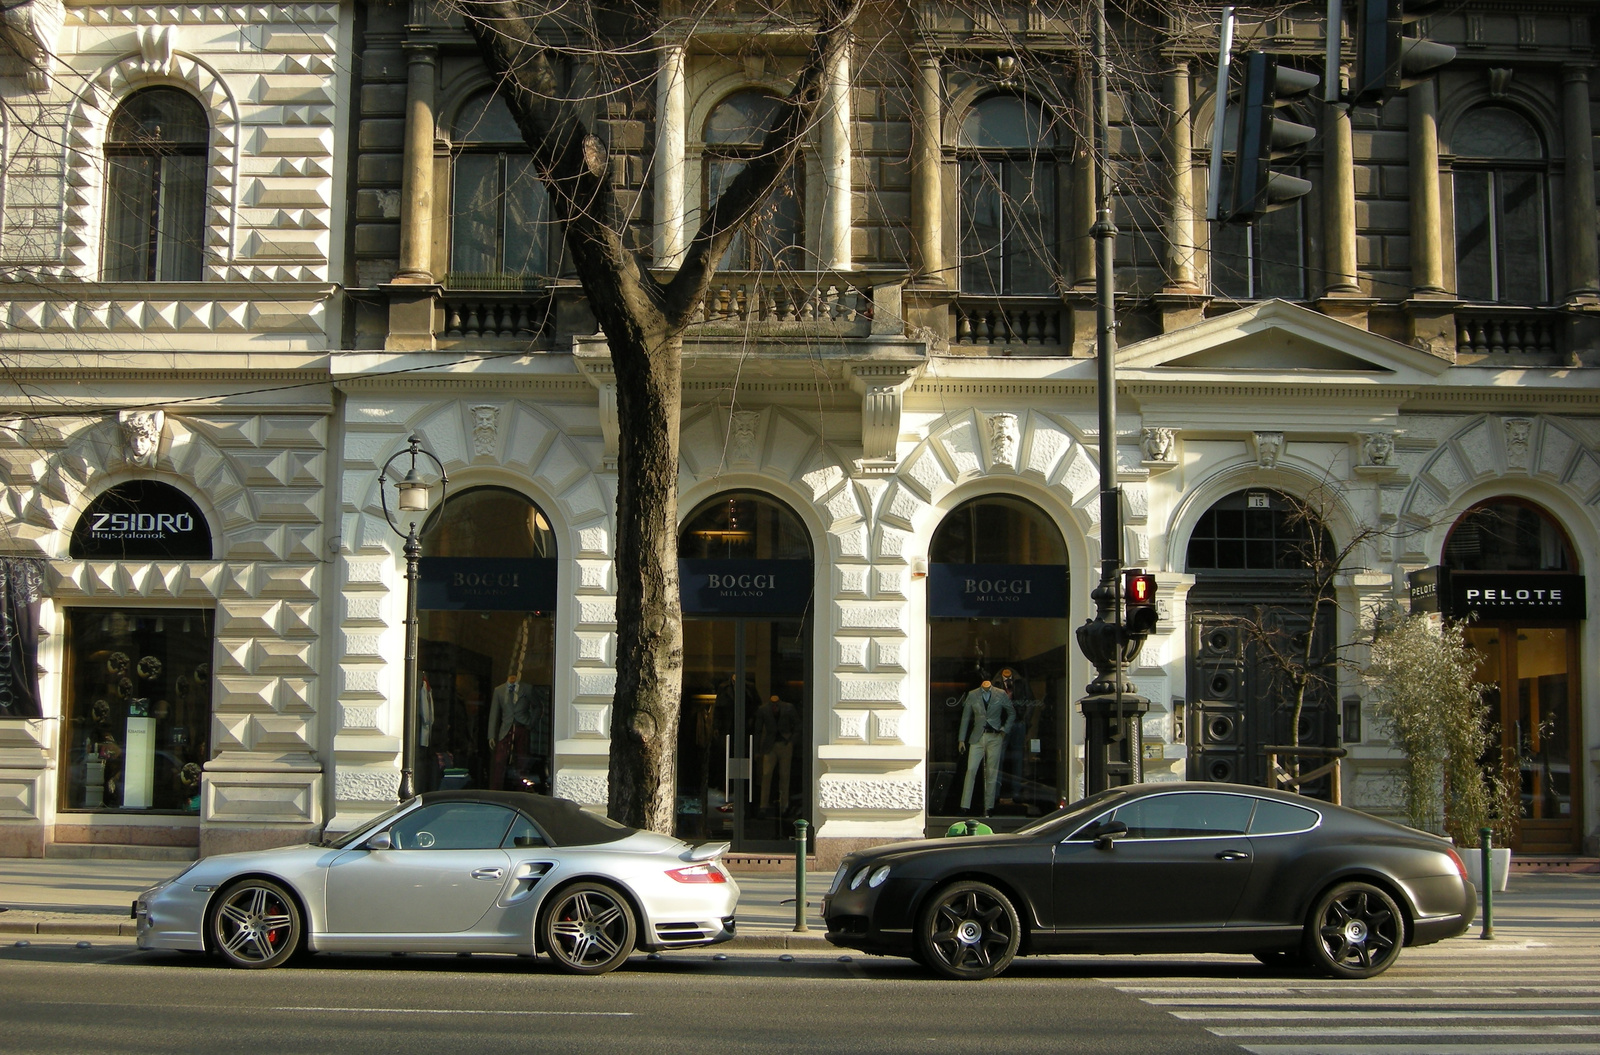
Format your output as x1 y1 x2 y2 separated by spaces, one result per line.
1093 821 1128 850
364 830 394 851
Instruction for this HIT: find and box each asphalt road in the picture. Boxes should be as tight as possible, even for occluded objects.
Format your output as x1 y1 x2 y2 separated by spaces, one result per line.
2 941 1242 1055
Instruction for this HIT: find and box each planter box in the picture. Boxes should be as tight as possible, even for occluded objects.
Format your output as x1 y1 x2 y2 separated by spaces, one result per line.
1461 846 1512 892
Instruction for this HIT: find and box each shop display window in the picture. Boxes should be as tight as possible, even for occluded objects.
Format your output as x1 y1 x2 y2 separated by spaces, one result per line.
61 608 213 812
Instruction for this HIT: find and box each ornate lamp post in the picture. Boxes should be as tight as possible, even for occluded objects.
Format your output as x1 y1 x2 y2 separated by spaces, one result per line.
379 434 447 800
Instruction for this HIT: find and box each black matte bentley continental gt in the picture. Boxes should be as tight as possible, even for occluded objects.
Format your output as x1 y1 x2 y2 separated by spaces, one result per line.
823 782 1476 980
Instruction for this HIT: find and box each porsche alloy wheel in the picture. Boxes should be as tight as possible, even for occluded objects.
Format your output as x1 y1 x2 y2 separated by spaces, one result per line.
208 879 302 969
915 880 1020 980
1305 881 1404 979
540 882 637 975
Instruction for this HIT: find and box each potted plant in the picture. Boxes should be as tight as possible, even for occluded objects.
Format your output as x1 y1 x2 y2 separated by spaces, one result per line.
1365 610 1516 891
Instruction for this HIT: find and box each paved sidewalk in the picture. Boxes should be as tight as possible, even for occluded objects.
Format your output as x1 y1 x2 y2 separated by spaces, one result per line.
4 855 1596 950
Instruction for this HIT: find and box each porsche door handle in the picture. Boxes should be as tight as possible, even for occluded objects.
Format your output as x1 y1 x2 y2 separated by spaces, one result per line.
1215 850 1250 861
471 867 505 880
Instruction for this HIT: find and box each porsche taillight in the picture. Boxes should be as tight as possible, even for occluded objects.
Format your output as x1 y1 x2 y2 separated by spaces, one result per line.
667 863 728 884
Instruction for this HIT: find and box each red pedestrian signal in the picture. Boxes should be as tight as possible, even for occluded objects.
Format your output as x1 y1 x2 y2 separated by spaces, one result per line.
1123 569 1159 638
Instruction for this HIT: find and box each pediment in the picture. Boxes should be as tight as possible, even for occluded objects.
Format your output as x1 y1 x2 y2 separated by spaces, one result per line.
1118 300 1451 380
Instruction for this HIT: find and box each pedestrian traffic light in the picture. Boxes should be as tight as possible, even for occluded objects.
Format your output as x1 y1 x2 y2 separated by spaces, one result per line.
1122 569 1158 639
1227 51 1319 223
1348 0 1455 108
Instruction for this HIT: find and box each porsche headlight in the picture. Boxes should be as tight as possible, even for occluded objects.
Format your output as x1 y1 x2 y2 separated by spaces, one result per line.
868 865 891 888
849 865 872 890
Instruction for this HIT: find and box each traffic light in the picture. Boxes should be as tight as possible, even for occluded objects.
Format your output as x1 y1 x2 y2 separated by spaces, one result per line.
1228 52 1319 223
1348 0 1455 108
1122 569 1159 639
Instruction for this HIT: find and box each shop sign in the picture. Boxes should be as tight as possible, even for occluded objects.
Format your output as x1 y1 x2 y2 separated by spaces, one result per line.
1408 566 1587 621
69 481 212 560
928 563 1068 619
679 559 813 615
418 557 557 611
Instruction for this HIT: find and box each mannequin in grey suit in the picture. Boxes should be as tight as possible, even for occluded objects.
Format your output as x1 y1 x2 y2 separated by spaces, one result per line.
958 679 1014 814
488 674 531 789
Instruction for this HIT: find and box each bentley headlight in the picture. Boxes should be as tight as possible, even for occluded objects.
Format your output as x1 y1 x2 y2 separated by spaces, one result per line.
868 865 891 888
849 865 872 890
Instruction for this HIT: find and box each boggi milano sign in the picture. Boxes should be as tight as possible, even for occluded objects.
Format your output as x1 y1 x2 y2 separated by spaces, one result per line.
679 559 812 616
928 563 1068 619
1408 566 1587 621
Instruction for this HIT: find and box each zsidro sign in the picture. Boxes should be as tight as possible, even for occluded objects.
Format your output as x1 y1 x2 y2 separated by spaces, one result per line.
1408 566 1587 621
69 480 212 560
418 557 557 611
679 559 813 616
928 563 1068 619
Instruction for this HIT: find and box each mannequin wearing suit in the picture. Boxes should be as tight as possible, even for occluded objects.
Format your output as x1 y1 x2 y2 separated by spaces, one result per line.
958 679 1015 814
488 673 531 790
754 694 799 815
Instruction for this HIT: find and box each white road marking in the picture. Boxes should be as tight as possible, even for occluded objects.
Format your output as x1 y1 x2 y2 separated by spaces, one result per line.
273 1007 633 1016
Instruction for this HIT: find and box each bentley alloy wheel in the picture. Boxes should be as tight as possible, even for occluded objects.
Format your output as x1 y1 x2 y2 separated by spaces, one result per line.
1305 881 1403 979
915 880 1020 980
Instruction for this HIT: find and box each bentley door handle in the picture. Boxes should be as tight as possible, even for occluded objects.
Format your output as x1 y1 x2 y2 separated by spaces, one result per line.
1215 850 1250 861
471 867 505 880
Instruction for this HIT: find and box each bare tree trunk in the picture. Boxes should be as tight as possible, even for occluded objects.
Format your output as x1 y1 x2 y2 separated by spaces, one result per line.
607 333 683 833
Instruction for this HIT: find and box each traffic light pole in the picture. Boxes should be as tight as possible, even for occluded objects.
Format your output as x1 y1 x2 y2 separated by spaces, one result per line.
1075 0 1148 795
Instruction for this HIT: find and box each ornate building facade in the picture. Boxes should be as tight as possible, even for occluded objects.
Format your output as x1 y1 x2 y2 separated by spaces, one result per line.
1 0 1597 863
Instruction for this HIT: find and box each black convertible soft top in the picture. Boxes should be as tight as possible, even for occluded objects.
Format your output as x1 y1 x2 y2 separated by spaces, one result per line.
417 790 639 846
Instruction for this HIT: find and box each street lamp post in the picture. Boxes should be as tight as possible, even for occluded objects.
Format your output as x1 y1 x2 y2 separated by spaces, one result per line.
379 434 447 801
1073 0 1150 793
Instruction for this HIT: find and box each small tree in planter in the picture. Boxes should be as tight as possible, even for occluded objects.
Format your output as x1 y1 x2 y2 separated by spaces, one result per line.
1365 610 1515 849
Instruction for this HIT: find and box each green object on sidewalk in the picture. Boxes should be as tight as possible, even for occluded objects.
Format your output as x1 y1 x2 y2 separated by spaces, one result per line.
945 820 993 837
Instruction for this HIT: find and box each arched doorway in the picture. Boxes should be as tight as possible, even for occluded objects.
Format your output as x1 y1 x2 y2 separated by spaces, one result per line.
925 496 1070 833
416 486 558 793
1444 499 1583 853
1185 489 1338 795
677 492 813 851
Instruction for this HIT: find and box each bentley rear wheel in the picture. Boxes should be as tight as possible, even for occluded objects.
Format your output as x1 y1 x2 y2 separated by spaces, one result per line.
1304 881 1404 979
914 880 1020 980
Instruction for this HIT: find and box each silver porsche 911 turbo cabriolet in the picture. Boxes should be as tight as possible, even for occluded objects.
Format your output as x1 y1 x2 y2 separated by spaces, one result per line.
133 791 739 974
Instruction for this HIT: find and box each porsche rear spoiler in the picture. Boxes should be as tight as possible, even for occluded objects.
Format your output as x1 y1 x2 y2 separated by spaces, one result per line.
683 841 730 862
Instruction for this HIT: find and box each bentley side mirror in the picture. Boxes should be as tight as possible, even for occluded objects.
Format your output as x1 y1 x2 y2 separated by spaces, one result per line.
364 830 394 851
1093 821 1128 850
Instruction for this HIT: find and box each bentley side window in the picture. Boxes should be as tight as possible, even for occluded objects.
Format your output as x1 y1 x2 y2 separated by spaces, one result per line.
1109 792 1255 838
1247 798 1320 836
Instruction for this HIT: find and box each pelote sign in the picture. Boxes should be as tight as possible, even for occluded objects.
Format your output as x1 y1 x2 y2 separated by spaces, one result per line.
69 480 212 560
1408 566 1587 621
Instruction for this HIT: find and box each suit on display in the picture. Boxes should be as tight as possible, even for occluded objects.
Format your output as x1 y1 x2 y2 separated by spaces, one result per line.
487 675 532 790
958 680 1015 813
753 694 799 814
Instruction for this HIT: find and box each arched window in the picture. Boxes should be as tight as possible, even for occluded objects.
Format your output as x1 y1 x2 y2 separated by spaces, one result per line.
448 91 555 287
1453 107 1549 304
957 96 1061 295
1443 498 1573 572
103 88 207 281
1185 490 1331 574
703 90 803 270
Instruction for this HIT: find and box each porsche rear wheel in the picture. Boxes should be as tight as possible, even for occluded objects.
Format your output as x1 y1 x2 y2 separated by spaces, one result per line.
1304 881 1404 979
915 880 1020 981
208 879 302 969
540 882 637 975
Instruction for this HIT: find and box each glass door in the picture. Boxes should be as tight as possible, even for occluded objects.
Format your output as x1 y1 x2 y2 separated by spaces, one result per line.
677 616 809 851
1464 623 1581 853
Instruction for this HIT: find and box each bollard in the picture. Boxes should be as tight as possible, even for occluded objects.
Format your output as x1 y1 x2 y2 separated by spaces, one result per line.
1479 827 1494 939
794 818 809 933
